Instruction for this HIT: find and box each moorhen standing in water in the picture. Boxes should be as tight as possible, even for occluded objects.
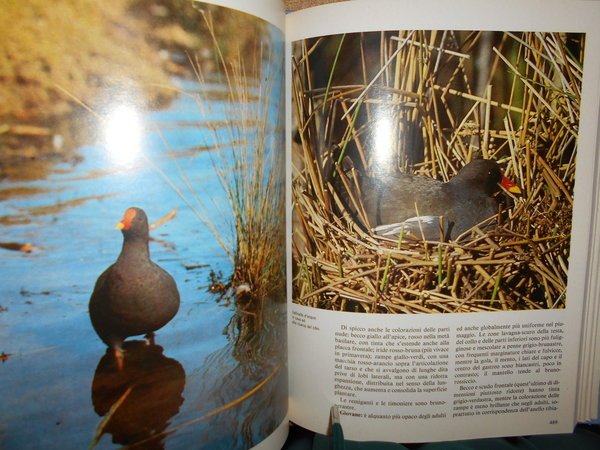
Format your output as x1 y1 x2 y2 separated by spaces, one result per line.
89 207 180 368
356 159 521 240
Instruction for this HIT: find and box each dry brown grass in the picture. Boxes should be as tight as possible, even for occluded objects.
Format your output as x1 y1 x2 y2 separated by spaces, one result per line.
184 10 285 315
292 31 583 313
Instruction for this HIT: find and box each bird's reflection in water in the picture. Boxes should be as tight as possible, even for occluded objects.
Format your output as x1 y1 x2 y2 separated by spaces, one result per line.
91 341 185 449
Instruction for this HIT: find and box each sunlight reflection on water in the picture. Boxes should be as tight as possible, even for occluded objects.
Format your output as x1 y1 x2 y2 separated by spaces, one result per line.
103 104 144 167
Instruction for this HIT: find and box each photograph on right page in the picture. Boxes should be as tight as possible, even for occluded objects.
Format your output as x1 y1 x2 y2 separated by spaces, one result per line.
292 30 584 314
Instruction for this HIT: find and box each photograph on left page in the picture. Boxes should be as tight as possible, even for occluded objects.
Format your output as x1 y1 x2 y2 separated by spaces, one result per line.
0 1 286 448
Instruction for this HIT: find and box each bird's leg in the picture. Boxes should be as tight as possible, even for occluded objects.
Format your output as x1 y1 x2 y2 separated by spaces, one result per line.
114 346 124 370
144 332 155 346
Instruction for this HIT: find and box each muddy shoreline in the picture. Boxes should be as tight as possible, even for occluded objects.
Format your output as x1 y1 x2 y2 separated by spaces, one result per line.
0 1 211 180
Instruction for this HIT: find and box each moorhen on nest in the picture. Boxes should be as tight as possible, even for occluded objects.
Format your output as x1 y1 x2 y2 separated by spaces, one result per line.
357 159 521 240
89 207 180 367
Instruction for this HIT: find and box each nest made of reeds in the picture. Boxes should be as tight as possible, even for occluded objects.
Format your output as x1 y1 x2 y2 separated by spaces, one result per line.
291 31 583 313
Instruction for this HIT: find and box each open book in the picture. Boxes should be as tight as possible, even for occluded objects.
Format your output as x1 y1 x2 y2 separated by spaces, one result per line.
1 0 599 449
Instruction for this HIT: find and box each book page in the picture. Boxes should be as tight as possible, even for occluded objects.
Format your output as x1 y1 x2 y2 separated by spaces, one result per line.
286 0 600 442
0 1 287 449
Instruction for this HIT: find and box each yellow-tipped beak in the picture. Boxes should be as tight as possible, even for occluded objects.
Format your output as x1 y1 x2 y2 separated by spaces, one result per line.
500 175 522 195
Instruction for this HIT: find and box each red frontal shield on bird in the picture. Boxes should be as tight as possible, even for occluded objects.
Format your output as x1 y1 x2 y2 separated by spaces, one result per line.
115 208 138 230
500 175 521 194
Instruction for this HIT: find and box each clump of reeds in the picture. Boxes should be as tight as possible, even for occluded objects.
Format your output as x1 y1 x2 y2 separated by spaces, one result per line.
292 31 582 313
187 10 285 313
